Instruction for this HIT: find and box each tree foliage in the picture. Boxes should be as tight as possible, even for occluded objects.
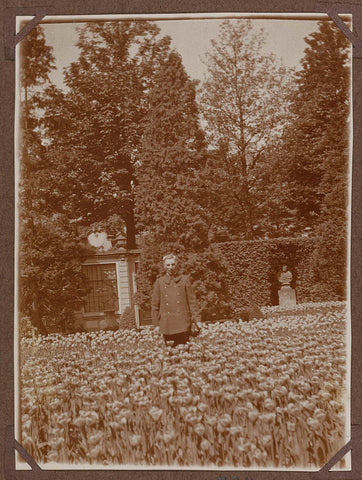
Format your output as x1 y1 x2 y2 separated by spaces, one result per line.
200 19 294 240
39 21 171 248
276 20 350 299
134 51 231 319
18 26 90 333
279 20 350 232
19 22 174 332
18 213 90 333
19 26 55 103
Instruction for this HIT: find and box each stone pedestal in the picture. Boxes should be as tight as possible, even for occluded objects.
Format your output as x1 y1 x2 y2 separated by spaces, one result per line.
278 285 296 306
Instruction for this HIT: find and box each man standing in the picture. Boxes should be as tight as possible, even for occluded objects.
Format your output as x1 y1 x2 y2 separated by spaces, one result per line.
151 254 200 346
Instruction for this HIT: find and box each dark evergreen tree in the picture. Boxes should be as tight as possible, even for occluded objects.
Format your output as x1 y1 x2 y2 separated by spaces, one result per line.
278 20 350 298
134 51 231 320
280 20 350 233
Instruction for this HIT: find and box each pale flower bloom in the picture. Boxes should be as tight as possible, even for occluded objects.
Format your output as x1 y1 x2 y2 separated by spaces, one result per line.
263 398 276 411
313 408 327 422
119 408 132 419
205 415 218 427
73 417 87 428
185 412 201 425
88 432 104 446
247 410 259 422
89 445 103 459
168 396 179 407
271 386 288 398
260 434 273 448
307 417 320 431
218 413 232 427
287 421 296 433
252 448 263 461
149 407 163 421
49 437 63 450
193 423 206 436
298 382 312 394
200 438 211 451
229 426 243 435
237 440 252 453
162 430 175 442
109 421 122 431
301 400 316 412
197 402 208 413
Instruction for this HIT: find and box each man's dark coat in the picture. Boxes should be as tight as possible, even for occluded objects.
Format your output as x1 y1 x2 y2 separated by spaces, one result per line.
151 274 200 335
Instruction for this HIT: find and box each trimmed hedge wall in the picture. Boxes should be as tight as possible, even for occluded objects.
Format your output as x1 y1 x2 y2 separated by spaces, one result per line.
213 237 318 313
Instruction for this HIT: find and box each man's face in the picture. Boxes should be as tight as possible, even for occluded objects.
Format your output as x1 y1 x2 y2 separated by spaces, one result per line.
164 258 178 276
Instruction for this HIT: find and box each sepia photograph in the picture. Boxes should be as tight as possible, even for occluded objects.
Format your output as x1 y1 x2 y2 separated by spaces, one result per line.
15 12 351 471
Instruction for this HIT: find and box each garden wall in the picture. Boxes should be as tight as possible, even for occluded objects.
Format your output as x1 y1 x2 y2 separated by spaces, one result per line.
213 237 317 313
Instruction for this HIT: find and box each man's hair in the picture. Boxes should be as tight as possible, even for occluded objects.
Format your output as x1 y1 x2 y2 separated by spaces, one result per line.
163 253 178 263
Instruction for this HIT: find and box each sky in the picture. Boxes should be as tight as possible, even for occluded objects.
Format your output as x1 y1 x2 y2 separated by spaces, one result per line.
38 14 327 91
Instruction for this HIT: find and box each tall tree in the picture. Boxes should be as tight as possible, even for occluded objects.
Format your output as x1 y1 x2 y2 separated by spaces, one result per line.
293 21 350 298
39 21 171 248
18 21 173 332
262 20 351 299
279 20 350 235
18 25 56 334
135 51 231 319
200 19 293 240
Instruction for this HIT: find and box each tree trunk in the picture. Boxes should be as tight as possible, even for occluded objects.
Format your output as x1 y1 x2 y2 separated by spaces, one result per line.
242 181 254 240
239 149 254 240
31 291 48 336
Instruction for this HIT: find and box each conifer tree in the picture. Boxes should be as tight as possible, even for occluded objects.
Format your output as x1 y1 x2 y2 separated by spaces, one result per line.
280 20 350 233
135 52 231 319
279 20 350 298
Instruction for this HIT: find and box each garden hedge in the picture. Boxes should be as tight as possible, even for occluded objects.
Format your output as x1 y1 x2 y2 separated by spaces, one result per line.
213 237 324 314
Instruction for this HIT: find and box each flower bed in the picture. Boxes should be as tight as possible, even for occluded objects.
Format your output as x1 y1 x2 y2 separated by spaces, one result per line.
19 302 348 468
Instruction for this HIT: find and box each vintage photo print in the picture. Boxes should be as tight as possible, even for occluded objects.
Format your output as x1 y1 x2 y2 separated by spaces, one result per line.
14 12 352 472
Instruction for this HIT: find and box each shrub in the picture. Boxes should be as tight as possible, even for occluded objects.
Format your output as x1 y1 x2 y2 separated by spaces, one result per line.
237 305 265 322
118 306 136 330
19 316 40 339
